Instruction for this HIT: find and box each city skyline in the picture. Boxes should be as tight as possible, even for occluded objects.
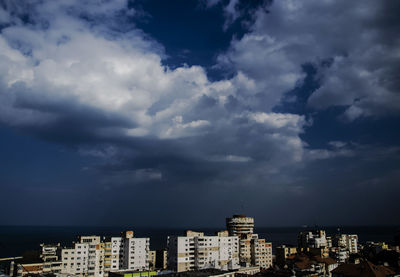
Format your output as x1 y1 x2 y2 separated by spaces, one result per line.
0 0 399 227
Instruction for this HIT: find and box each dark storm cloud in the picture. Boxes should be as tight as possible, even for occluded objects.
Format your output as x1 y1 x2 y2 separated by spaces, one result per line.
0 0 399 226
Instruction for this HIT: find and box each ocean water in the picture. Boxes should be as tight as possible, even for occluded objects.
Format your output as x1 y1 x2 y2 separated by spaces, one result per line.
0 225 399 258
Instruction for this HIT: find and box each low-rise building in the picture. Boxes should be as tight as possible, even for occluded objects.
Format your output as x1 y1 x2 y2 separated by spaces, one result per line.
330 247 349 264
332 234 358 254
275 245 297 267
298 230 328 249
332 260 395 277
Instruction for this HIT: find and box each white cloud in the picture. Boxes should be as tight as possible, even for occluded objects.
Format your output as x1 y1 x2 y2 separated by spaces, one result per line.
209 155 253 162
1 0 378 189
248 112 305 132
218 0 400 120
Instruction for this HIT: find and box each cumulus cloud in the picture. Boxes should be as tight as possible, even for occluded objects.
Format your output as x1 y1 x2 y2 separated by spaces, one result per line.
0 0 317 190
218 0 400 121
1 0 398 197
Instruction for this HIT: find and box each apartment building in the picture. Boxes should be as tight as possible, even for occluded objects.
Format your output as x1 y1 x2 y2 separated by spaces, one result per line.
110 237 123 271
122 236 149 271
275 245 297 267
108 231 150 272
332 234 358 254
61 235 104 277
250 236 272 269
298 230 328 249
226 215 272 268
40 243 62 274
148 251 156 270
13 243 62 277
104 240 113 276
237 233 272 269
167 230 240 272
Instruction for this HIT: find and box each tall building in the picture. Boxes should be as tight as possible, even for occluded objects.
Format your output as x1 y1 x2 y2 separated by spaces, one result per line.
61 235 104 277
250 236 272 269
80 236 104 277
121 233 149 271
108 231 150 272
167 230 240 272
110 237 123 270
226 215 254 236
61 232 149 277
103 240 113 276
226 215 272 268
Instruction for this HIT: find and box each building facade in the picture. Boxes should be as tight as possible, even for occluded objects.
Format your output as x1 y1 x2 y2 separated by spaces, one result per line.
226 215 254 237
167 230 240 272
275 245 297 267
61 235 105 277
332 234 358 254
226 215 272 268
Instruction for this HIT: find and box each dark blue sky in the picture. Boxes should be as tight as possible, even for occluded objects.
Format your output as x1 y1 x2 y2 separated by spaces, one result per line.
0 0 399 227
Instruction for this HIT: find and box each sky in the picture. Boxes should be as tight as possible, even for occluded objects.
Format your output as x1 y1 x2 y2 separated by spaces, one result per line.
0 0 399 228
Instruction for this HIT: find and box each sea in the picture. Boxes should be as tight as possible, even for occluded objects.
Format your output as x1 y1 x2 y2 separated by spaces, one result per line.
0 225 399 258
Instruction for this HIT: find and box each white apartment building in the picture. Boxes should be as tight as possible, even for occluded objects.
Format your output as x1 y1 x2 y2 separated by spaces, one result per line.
167 230 240 272
250 236 272 269
109 231 150 272
298 230 328 249
110 237 123 271
62 232 149 277
61 243 89 276
122 237 149 271
61 236 104 277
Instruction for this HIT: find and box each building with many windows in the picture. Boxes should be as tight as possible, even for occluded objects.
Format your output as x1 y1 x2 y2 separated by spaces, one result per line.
225 215 272 268
61 235 104 277
226 215 254 237
167 230 240 272
332 234 358 254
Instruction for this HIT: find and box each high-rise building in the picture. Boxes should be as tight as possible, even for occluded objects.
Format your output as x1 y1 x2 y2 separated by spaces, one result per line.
250 236 273 269
122 236 149 271
61 235 104 277
226 215 272 268
226 215 254 236
110 237 123 270
61 231 149 277
108 231 150 272
167 230 240 272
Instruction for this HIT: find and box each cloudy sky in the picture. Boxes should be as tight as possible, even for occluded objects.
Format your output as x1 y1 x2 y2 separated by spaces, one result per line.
0 0 399 227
